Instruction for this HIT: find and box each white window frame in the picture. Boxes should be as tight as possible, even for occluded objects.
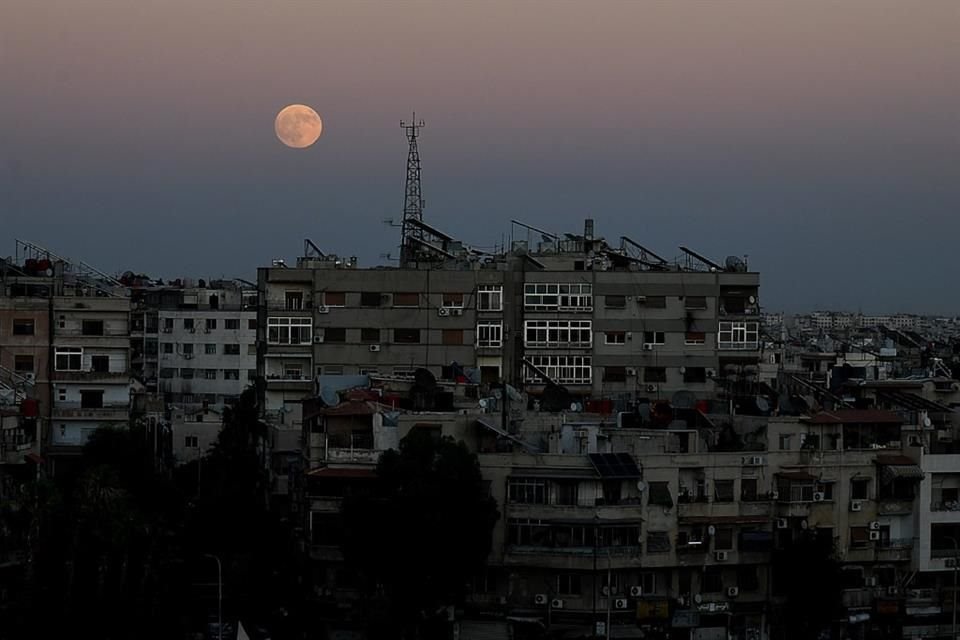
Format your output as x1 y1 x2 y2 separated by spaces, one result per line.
524 320 592 348
684 332 706 345
643 331 665 347
441 292 465 309
392 367 415 380
718 321 759 350
54 347 83 371
524 355 592 385
523 283 593 312
267 317 312 345
605 331 626 345
477 322 503 348
477 285 503 312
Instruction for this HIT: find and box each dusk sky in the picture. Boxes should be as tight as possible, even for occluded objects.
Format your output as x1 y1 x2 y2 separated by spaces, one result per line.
2 1 958 313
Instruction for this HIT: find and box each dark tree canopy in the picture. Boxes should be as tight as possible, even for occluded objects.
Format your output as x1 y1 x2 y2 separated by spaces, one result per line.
341 429 500 633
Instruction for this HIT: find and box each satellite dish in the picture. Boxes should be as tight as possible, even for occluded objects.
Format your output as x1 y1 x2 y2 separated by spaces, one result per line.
694 594 703 604
569 402 579 412
748 295 757 305
493 389 503 400
755 396 771 413
678 366 687 375
724 256 747 272
800 520 809 530
319 386 340 407
923 417 933 428
707 525 716 536
479 399 488 410
636 480 647 492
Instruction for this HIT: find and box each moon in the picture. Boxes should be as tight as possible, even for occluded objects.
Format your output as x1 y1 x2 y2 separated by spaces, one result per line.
275 104 323 149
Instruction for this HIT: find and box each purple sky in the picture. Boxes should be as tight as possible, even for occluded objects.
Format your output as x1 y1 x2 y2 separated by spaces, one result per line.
2 1 958 312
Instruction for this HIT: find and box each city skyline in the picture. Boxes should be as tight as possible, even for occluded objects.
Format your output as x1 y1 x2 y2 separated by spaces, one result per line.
2 1 958 314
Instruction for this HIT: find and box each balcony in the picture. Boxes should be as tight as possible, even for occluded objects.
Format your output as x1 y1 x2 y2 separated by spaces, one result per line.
842 588 875 609
878 500 914 516
507 501 644 522
265 375 314 392
53 370 131 383
877 538 913 562
52 406 128 420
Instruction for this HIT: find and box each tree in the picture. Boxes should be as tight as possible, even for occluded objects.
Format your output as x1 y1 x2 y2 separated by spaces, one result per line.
772 532 842 639
341 429 500 639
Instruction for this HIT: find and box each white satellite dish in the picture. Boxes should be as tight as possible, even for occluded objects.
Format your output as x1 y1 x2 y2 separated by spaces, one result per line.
479 399 488 409
923 417 932 428
636 480 647 492
707 525 716 536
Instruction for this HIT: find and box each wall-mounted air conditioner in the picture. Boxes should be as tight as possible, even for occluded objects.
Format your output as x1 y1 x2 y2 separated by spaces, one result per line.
369 344 381 352
314 335 324 343
813 492 825 502
450 308 464 317
869 521 880 531
438 308 450 317
551 598 564 609
715 551 729 561
864 577 877 587
850 500 863 512
629 586 643 597
534 594 547 605
869 531 881 541
626 368 637 377
614 598 629 610
727 587 739 597
317 306 330 314
646 384 657 393
776 518 788 529
643 344 654 351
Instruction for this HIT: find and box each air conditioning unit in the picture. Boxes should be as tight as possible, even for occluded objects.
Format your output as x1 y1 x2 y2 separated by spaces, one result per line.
614 598 629 610
646 384 657 393
776 518 788 529
551 598 564 610
869 531 881 541
629 586 643 597
162 327 172 333
314 335 324 343
626 368 637 377
813 492 826 502
887 586 899 596
643 344 655 351
317 306 330 314
450 308 464 317
770 491 779 500
369 344 381 352
706 368 717 377
869 521 881 531
743 456 764 466
850 500 863 512
534 594 547 605
438 307 450 317
715 551 729 561
727 587 739 598
864 577 877 587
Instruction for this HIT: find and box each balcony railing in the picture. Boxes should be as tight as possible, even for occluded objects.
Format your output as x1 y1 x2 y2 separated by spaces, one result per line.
718 341 759 351
52 406 128 419
931 501 960 512
878 538 913 549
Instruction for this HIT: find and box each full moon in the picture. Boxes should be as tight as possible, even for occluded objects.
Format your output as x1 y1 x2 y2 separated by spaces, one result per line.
275 104 323 149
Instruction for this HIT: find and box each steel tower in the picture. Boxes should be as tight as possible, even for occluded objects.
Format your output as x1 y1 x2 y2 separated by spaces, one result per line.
400 114 425 266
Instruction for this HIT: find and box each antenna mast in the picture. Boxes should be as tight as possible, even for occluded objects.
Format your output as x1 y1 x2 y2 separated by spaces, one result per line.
400 113 425 267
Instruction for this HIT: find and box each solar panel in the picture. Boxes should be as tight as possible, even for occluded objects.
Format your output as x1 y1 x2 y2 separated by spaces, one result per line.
589 452 642 478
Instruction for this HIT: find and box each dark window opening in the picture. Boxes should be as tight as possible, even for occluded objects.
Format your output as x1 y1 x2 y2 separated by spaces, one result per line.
91 356 109 373
80 390 104 409
82 320 104 336
360 292 382 307
12 319 35 335
324 328 347 343
394 328 421 344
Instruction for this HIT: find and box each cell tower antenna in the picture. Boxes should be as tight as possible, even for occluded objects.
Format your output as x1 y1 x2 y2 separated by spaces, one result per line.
400 113 425 267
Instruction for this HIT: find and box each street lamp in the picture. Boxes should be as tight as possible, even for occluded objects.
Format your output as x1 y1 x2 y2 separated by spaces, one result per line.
204 553 223 640
946 537 959 640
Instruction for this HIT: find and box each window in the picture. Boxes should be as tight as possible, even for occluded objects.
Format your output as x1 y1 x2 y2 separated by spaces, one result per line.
12 319 34 335
476 322 503 348
91 355 109 373
507 518 548 546
555 480 578 506
477 285 502 311
605 331 626 344
182 343 194 355
703 568 724 593
224 318 239 330
247 318 257 330
523 283 593 311
741 478 759 501
393 292 419 307
646 531 671 553
714 528 734 551
644 367 666 383
14 355 33 372
78 390 103 408
523 355 592 385
850 526 871 549
164 318 174 330
204 369 217 380
851 478 870 501
714 480 735 503
180 368 195 379
393 328 421 344
323 291 346 307
683 367 706 383
285 291 304 310
509 478 546 504
205 318 217 330
223 369 240 380
778 434 792 450
361 328 380 343
640 296 666 309
684 296 707 310
162 342 173 354
643 331 665 346
159 368 175 379
54 347 82 371
183 318 195 330
223 344 240 355
685 332 706 345
648 482 673 507
718 321 759 350
185 435 199 448
360 291 382 307
205 343 217 354
524 320 592 348
267 317 312 344
605 295 626 309
442 329 463 345
82 320 104 336
247 344 256 355
441 293 464 308
556 574 582 596
324 328 346 343
816 482 834 500
604 366 627 383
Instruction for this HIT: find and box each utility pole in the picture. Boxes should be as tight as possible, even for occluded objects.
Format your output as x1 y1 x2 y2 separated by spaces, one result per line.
399 114 425 267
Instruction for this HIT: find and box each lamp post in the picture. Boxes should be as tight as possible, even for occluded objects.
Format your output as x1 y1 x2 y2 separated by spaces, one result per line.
947 536 959 640
204 553 223 640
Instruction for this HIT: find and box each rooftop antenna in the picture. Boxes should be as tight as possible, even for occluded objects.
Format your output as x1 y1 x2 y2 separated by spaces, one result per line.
400 113 425 267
